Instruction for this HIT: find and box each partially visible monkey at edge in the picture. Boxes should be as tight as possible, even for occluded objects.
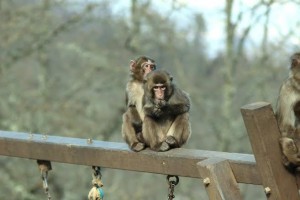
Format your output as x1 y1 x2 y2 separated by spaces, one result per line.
276 52 300 171
122 56 156 152
142 70 191 151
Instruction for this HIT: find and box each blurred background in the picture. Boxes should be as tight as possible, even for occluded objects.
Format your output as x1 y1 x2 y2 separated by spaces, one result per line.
0 0 299 199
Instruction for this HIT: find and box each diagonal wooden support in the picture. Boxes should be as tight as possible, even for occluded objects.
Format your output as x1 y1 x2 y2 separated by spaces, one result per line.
241 102 300 200
197 157 242 200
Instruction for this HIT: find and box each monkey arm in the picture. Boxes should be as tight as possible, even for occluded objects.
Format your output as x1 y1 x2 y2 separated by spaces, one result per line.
167 88 190 115
127 106 142 131
276 83 297 137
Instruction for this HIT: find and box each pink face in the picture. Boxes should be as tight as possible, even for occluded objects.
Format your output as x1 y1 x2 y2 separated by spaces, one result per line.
153 83 166 100
141 60 156 76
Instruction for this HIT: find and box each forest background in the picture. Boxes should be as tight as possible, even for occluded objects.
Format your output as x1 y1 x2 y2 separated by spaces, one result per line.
0 0 299 199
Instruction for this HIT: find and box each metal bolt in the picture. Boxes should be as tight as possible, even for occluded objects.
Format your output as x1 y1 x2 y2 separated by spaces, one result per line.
203 177 210 186
264 187 271 195
28 133 33 140
87 138 93 144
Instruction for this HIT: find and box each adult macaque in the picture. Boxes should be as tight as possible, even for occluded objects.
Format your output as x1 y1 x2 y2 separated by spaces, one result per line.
276 52 300 170
142 70 191 151
122 56 156 151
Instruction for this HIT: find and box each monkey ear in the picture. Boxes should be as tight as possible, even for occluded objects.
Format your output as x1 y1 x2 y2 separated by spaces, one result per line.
130 60 136 71
170 75 173 82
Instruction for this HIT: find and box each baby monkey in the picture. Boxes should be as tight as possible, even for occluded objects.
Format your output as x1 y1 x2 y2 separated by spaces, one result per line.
122 56 156 151
276 52 300 171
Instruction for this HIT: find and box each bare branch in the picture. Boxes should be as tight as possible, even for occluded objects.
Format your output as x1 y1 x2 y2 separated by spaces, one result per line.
1 3 100 70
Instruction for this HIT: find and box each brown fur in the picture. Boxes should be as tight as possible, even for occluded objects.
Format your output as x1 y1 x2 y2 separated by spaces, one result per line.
122 56 156 151
142 70 191 151
276 52 300 170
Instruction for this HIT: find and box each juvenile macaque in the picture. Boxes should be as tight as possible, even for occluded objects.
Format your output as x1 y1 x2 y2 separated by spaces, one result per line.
142 70 191 151
276 52 300 170
122 56 156 151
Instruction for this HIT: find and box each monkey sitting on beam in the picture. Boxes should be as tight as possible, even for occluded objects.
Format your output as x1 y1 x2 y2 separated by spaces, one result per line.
276 52 300 172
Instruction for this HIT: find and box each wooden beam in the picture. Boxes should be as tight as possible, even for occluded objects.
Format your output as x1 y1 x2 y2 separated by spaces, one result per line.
198 158 243 200
0 130 260 184
241 102 300 199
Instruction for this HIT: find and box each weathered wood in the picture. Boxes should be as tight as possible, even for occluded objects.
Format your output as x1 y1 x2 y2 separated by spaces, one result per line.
241 102 300 200
198 158 243 200
0 130 260 184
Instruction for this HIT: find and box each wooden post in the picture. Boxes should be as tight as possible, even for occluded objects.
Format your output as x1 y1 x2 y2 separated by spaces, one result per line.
197 157 242 200
241 102 300 200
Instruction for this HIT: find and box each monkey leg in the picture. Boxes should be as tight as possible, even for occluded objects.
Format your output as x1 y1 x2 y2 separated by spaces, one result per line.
122 112 145 152
142 116 165 151
279 136 300 173
166 113 191 147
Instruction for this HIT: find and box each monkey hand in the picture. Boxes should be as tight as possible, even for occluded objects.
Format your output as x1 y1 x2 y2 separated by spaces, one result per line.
153 107 164 118
154 99 167 107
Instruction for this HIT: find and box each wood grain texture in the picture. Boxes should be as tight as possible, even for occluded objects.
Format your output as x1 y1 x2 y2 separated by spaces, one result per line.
0 130 260 184
198 157 242 200
241 102 300 199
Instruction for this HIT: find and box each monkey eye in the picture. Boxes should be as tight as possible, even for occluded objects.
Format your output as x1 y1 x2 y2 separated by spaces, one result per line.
150 65 156 70
142 62 156 70
153 86 166 90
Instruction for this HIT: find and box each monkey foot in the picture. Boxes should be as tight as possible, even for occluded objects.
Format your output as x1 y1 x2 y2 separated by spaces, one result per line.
131 142 145 152
166 136 178 147
159 142 170 152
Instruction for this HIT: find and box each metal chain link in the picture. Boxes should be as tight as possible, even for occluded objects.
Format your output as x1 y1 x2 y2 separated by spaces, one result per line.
166 175 179 200
41 171 51 200
37 160 52 200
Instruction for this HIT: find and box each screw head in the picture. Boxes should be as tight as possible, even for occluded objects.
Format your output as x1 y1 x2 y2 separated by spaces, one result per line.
203 177 210 186
264 187 271 195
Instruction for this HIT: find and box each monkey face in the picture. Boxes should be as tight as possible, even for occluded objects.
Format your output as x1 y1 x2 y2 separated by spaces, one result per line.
153 83 166 100
141 60 156 77
130 56 156 81
144 70 173 101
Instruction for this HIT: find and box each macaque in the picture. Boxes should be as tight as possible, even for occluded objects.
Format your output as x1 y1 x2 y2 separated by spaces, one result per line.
276 52 300 170
122 56 156 151
142 70 191 151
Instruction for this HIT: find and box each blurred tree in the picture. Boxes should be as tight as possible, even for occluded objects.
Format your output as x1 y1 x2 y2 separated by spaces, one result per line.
0 0 300 199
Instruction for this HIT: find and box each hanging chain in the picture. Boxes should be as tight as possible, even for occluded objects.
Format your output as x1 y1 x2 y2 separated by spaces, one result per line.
166 175 179 200
88 166 104 200
37 160 52 200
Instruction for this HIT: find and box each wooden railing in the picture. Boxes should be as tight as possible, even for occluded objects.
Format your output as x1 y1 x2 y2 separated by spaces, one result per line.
0 102 299 199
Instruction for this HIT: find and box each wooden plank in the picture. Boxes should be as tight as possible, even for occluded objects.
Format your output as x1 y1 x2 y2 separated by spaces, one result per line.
198 158 242 200
241 102 300 199
0 130 261 184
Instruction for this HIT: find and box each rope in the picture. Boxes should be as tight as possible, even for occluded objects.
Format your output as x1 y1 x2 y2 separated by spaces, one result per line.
88 166 104 200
